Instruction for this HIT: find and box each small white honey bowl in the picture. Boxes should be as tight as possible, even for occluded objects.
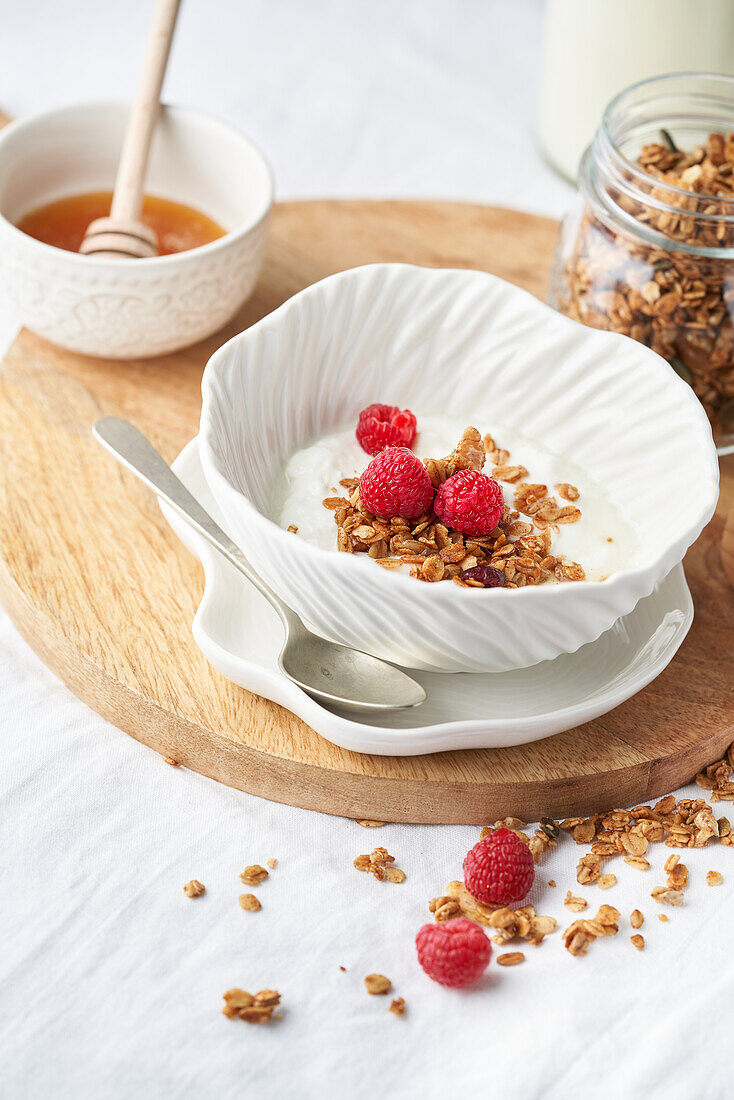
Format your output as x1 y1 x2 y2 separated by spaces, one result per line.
0 100 273 358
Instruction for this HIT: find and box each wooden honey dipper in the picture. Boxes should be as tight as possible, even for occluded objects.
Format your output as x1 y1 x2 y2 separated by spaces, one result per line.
80 0 182 259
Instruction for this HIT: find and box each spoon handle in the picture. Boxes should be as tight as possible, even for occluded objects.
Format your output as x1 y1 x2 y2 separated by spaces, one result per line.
93 417 293 627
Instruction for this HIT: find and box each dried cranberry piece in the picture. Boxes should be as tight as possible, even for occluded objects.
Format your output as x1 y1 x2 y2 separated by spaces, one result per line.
461 565 506 588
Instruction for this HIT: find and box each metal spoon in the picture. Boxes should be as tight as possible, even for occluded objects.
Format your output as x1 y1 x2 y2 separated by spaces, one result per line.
93 418 426 714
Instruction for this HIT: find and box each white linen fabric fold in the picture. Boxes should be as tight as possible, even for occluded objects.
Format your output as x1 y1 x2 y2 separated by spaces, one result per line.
1 2 729 1097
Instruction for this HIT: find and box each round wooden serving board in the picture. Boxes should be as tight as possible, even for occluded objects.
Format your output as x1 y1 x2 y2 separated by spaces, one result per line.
1 197 733 823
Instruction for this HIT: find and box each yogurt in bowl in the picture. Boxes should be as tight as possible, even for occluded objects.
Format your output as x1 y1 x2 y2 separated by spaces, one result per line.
273 413 639 584
199 263 718 673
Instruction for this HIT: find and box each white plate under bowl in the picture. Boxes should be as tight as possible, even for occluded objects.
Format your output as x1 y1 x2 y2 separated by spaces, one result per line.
160 437 694 757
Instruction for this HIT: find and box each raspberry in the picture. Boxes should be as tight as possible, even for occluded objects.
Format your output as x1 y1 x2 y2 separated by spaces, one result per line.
463 828 535 906
359 446 434 520
415 918 491 988
434 470 505 537
461 564 507 588
356 403 417 456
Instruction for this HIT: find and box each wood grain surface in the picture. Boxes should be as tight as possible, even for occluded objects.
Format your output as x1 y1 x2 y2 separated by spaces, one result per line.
0 196 732 823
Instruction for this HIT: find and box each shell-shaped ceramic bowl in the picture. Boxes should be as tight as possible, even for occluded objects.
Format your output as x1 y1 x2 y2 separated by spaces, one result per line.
0 101 273 358
200 263 719 673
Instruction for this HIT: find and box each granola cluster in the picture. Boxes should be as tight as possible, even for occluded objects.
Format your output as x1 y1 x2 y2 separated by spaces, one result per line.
322 427 585 586
556 131 734 433
239 864 269 886
428 881 557 948
364 973 391 995
562 904 620 957
222 988 281 1024
694 742 734 801
354 847 406 883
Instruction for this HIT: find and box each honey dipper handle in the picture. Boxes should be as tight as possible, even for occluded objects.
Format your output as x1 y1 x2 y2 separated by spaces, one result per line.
110 0 182 225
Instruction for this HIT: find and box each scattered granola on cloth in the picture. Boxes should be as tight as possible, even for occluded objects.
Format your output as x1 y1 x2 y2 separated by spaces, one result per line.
354 847 406 883
183 880 205 898
222 988 281 1023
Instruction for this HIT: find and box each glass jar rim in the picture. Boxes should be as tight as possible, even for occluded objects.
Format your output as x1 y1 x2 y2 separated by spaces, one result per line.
582 71 734 259
601 71 734 210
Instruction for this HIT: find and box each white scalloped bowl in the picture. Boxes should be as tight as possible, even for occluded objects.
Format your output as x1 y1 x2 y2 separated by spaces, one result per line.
199 263 718 673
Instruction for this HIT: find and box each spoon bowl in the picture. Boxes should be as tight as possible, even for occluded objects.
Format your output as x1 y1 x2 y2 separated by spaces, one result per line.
93 418 426 715
278 626 427 713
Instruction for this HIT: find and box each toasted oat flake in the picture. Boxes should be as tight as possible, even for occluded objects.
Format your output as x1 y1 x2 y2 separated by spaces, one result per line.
183 879 205 898
556 506 582 524
356 820 386 828
162 755 180 766
651 885 684 907
667 862 688 889
266 858 277 869
707 870 723 886
658 914 670 922
556 482 580 502
621 832 649 856
287 524 298 534
450 426 486 473
497 952 525 967
239 893 261 912
630 909 644 929
623 857 651 871
422 554 445 582
364 973 391 995
239 1007 280 1024
630 934 645 951
253 990 280 1007
548 879 557 888
240 865 268 886
564 892 588 913
571 821 596 845
492 464 528 484
598 874 617 890
556 559 586 582
389 997 406 1016
221 988 253 1016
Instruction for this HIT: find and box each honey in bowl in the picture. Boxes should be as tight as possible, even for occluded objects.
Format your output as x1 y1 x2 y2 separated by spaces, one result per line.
16 191 225 256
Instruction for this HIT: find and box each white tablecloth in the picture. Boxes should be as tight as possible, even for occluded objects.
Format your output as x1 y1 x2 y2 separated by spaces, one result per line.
2 3 730 1098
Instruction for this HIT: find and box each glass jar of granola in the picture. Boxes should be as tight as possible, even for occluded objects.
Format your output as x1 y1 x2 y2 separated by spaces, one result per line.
550 72 734 453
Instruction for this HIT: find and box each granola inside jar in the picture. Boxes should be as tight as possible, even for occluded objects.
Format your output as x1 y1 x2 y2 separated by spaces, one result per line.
549 72 734 453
